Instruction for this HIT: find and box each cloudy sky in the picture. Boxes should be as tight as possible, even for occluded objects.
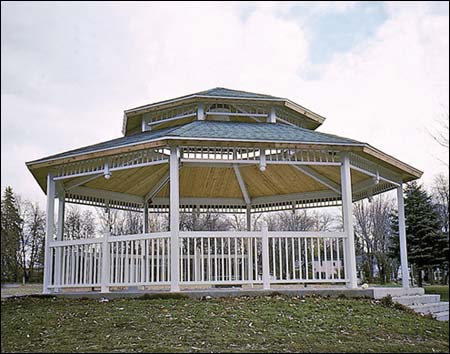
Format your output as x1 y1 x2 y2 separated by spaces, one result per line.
1 1 449 205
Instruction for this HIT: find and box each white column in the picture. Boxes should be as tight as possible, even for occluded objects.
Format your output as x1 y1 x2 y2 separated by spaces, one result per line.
261 223 270 290
246 205 251 231
197 103 205 120
340 153 357 288
43 173 55 294
143 203 149 233
101 201 110 293
268 107 276 123
170 146 180 292
397 184 410 288
54 193 65 292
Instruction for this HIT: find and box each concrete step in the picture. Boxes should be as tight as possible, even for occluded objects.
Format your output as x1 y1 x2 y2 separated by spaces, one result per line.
392 294 441 306
372 287 424 299
410 302 449 315
433 311 449 322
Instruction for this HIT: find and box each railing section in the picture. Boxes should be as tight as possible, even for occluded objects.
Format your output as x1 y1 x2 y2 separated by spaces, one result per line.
179 232 262 285
47 231 347 289
267 232 347 283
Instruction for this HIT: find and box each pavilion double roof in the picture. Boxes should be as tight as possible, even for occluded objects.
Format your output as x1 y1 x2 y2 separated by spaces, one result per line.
26 87 423 214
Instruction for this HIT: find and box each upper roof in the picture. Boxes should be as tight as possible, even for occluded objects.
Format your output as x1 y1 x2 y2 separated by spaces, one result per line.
189 87 281 99
122 87 327 135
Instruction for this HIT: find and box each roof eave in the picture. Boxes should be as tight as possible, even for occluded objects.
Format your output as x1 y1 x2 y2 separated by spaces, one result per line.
26 136 366 170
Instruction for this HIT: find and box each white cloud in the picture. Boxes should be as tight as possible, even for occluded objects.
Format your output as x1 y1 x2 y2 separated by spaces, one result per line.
1 1 448 205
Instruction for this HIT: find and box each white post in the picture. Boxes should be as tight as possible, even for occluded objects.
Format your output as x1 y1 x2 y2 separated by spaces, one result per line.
54 193 65 292
170 146 180 292
340 153 357 288
197 103 205 121
141 113 150 132
143 203 149 233
268 107 276 123
43 173 55 294
246 205 251 231
261 223 270 290
397 184 410 288
101 201 110 293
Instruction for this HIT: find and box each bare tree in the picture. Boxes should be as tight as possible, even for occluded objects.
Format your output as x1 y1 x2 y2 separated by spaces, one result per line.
64 206 96 239
354 195 395 283
429 111 449 167
430 112 449 149
432 174 449 233
431 174 449 283
15 198 46 284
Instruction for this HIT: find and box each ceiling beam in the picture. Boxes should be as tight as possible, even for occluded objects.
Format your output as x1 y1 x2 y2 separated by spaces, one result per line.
144 171 170 203
152 196 246 206
69 186 144 205
64 173 103 191
349 164 400 187
292 165 341 194
233 164 251 205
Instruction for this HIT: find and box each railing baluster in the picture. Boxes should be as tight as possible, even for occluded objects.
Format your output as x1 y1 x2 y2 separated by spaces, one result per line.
311 238 315 280
214 238 218 282
162 238 166 282
201 237 205 282
291 238 295 280
285 238 289 280
156 239 160 283
278 238 282 280
125 241 129 283
241 237 245 281
228 238 232 282
221 238 225 281
187 238 190 282
271 238 276 280
254 238 258 281
207 238 211 282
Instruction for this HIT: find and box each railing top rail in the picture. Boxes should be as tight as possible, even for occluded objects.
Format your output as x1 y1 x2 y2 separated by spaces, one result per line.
267 231 346 238
49 230 346 248
109 232 171 242
179 231 261 237
50 237 104 247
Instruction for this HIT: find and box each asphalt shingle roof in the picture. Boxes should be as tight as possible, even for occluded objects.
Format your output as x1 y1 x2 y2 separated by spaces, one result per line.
28 121 364 164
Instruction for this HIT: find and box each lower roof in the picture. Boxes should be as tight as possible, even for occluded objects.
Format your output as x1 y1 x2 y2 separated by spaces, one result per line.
27 121 363 165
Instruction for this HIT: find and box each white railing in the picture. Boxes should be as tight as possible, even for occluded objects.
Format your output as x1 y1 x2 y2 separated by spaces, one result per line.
267 232 347 283
108 232 171 286
47 230 347 291
48 238 103 288
179 232 262 285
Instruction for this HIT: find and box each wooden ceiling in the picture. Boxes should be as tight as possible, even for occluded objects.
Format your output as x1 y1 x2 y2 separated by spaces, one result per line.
77 163 370 201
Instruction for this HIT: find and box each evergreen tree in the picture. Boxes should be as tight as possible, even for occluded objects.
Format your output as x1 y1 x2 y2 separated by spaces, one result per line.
390 182 444 286
1 187 22 283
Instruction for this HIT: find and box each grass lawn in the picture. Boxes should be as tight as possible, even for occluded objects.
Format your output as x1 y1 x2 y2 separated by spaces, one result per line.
1 295 448 353
1 283 42 298
424 285 449 301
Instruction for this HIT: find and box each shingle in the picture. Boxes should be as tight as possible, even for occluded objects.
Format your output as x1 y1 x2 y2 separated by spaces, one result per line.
172 121 360 144
28 121 363 164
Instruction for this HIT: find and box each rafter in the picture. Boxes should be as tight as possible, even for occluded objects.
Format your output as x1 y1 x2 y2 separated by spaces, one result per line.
292 165 341 194
144 171 170 203
69 186 144 205
64 173 103 191
233 164 251 205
